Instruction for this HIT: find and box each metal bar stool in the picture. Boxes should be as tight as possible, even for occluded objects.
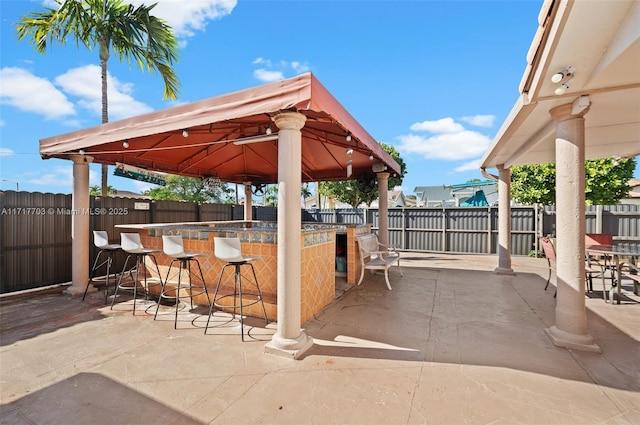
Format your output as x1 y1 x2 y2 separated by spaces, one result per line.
83 231 122 304
154 235 211 329
111 233 163 315
205 237 268 341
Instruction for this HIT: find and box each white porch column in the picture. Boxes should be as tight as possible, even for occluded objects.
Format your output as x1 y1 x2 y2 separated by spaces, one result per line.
495 165 514 275
265 111 313 359
544 103 600 353
243 182 252 221
377 172 390 247
66 154 93 296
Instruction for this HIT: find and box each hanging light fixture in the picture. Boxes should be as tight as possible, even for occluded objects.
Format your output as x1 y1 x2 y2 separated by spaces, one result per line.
182 129 189 138
122 140 129 148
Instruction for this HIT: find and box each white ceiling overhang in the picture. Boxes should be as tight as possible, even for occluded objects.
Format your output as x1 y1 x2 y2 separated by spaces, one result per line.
481 0 640 170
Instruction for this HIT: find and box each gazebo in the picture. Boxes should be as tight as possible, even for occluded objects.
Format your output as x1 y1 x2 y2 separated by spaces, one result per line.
40 72 401 359
480 0 640 352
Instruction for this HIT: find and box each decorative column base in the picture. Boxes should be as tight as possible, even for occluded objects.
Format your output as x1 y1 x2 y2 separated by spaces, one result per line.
265 332 314 360
65 285 93 297
494 267 515 275
544 326 601 353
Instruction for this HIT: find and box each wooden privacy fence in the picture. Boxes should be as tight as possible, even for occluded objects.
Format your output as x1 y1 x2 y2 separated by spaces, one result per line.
1 190 639 293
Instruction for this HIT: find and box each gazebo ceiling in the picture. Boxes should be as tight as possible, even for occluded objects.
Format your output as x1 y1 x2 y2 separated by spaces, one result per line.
40 73 401 184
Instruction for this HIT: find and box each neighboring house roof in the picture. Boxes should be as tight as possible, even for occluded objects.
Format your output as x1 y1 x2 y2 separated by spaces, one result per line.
414 186 455 207
111 190 151 199
460 190 489 207
304 190 412 209
414 182 498 207
369 190 407 208
625 178 640 199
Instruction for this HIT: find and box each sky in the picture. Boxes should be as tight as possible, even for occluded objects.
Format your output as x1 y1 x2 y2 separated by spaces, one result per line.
3 0 631 197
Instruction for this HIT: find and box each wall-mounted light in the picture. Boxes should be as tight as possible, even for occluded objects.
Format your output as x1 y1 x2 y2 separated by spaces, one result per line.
369 153 374 161
554 77 574 95
122 140 129 148
551 66 574 83
182 129 189 138
346 132 352 142
265 125 272 135
551 67 575 95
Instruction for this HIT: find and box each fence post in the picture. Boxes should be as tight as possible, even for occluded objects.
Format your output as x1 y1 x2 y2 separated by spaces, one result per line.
487 206 492 254
402 208 406 250
595 204 603 233
441 207 447 252
534 204 539 253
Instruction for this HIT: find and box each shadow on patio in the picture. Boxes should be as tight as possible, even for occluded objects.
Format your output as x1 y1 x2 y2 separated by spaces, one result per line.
1 253 638 424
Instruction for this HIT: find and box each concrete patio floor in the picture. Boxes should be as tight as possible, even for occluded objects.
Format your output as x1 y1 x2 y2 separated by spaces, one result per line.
1 253 639 424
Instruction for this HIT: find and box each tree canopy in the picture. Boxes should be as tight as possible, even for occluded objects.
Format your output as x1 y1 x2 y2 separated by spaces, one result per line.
319 143 407 208
510 157 636 205
144 175 233 203
90 185 116 195
17 0 180 195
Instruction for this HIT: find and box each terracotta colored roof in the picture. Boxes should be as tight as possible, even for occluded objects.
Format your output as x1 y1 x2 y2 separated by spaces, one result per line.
40 73 400 184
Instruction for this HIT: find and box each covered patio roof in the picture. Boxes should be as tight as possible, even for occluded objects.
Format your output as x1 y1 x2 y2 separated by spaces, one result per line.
480 0 640 170
39 72 400 184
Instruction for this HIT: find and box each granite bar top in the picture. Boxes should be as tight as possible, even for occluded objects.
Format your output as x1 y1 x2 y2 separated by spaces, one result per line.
115 220 367 245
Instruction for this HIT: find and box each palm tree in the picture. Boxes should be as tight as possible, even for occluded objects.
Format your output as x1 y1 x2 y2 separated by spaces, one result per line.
301 183 312 208
17 0 180 195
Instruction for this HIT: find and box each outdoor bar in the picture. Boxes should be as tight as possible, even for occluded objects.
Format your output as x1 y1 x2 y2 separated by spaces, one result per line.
39 72 402 358
116 220 371 323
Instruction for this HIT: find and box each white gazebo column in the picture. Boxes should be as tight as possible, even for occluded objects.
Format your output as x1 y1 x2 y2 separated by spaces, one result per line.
544 103 600 353
243 182 252 221
495 164 514 275
377 172 390 247
66 154 93 296
265 111 313 359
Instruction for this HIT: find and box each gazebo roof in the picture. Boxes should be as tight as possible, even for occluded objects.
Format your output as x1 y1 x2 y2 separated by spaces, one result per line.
40 72 400 184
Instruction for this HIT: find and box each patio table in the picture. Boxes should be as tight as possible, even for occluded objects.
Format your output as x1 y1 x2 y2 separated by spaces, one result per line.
586 244 640 304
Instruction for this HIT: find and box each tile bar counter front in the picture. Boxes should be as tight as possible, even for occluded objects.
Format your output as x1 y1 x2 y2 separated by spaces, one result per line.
116 221 370 324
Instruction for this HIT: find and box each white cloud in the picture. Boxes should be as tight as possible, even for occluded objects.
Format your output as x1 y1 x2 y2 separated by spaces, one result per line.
18 165 99 192
0 67 75 119
253 69 285 83
54 65 153 120
460 114 495 128
253 57 270 66
0 147 15 156
291 61 310 73
454 159 481 172
398 116 492 161
410 117 464 133
252 57 310 82
21 167 65 189
132 180 156 193
43 0 236 43
140 0 237 38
